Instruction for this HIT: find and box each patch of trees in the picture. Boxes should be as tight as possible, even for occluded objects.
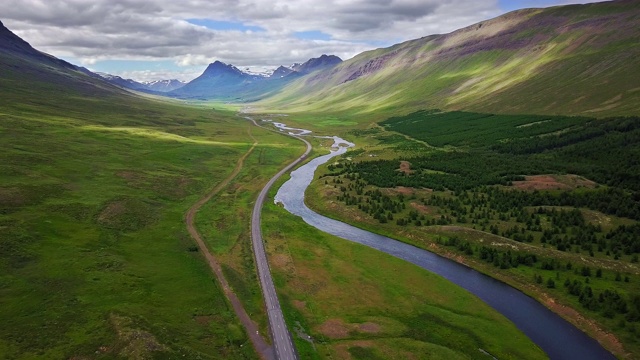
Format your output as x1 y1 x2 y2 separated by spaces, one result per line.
329 173 640 258
437 236 639 324
369 111 640 195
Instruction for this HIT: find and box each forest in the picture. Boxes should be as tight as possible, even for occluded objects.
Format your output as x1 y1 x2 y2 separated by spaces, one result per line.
313 110 640 352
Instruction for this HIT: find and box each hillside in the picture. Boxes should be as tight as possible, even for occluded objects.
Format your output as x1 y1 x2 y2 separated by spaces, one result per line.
0 20 130 101
260 0 640 117
0 21 266 359
0 20 553 360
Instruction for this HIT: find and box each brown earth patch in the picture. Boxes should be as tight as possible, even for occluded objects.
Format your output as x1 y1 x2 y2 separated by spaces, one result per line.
96 198 157 231
271 253 291 270
0 187 26 208
317 319 383 339
194 315 214 326
292 299 307 311
394 186 414 195
317 318 350 339
110 313 168 359
410 202 434 215
512 174 596 191
116 171 143 181
358 322 381 334
321 186 340 198
398 160 414 174
97 201 127 224
333 340 375 360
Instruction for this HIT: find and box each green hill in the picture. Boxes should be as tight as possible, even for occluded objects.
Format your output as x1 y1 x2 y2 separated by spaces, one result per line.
260 0 640 117
0 21 265 359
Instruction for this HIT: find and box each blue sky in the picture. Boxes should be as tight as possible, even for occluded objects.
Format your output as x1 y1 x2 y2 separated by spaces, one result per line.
498 0 579 11
187 19 265 33
4 0 608 82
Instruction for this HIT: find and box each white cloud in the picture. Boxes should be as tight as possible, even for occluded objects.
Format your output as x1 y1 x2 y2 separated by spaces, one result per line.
1 0 609 81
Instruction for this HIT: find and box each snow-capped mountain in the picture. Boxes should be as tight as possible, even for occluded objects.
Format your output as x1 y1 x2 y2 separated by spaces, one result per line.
170 56 342 99
143 79 185 92
95 73 148 91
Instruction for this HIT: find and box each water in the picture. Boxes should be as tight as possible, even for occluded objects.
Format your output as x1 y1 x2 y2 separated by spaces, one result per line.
273 125 615 360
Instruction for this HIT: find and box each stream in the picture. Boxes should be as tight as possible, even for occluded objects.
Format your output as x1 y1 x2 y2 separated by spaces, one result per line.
271 122 615 360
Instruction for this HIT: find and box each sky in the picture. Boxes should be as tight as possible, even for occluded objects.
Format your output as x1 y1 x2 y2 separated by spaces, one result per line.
3 0 609 82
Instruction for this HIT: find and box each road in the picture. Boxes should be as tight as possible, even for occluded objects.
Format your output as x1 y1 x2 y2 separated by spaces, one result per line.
185 127 273 360
250 118 311 360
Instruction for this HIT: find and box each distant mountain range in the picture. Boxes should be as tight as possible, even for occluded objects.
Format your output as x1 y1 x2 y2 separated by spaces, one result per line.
169 55 342 100
88 55 343 99
1 0 639 117
95 73 185 92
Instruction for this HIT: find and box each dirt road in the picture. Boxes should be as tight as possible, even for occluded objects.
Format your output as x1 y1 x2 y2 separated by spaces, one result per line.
185 126 274 360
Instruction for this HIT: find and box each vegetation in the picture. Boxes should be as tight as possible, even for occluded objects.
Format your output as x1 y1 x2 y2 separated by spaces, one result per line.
0 76 267 358
262 191 547 360
259 1 640 118
194 124 303 336
305 109 640 358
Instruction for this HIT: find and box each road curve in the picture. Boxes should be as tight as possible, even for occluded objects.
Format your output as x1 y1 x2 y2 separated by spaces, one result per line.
250 118 311 360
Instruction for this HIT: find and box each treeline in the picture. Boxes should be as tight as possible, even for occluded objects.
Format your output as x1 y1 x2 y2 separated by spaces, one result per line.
377 111 640 192
380 110 588 148
438 236 640 324
328 174 640 258
330 157 640 220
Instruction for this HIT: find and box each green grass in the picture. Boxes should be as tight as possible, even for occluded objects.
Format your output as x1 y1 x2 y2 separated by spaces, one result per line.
261 188 547 360
0 73 265 358
194 125 304 337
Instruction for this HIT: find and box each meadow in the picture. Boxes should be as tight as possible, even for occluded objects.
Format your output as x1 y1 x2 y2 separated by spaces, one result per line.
0 82 268 358
261 183 547 360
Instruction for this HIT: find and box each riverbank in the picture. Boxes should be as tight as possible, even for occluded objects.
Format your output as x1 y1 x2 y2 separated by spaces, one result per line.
269 123 613 359
305 177 631 359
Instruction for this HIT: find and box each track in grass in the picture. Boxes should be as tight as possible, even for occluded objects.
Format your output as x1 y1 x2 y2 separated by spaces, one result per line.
185 125 274 360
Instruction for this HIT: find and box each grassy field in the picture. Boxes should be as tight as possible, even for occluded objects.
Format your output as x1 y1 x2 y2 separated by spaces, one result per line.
0 82 268 358
194 122 304 338
260 185 547 360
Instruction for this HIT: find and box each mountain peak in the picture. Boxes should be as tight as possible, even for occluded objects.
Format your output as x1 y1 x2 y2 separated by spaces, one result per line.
292 54 342 74
270 65 295 78
202 60 244 77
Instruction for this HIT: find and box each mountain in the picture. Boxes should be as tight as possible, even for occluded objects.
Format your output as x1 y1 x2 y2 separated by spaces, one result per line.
144 79 185 92
270 65 295 79
0 20 127 99
96 73 149 91
169 60 258 98
95 73 185 92
292 54 342 74
170 56 340 100
261 0 640 117
0 19 78 71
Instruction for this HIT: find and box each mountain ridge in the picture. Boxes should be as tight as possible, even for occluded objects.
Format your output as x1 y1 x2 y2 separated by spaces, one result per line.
259 0 640 117
169 54 342 99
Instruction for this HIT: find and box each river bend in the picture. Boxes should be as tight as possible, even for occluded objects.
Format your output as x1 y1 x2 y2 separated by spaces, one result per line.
272 124 614 360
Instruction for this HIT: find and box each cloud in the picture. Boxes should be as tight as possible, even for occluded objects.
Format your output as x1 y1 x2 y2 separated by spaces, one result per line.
1 0 609 81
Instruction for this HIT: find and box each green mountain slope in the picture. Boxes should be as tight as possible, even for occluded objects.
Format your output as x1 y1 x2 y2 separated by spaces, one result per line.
260 0 640 117
0 21 265 359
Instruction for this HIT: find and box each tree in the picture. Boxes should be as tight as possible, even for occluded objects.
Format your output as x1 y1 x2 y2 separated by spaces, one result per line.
546 278 556 289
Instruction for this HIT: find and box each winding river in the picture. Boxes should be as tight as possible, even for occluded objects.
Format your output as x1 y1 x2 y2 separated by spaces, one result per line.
272 123 615 360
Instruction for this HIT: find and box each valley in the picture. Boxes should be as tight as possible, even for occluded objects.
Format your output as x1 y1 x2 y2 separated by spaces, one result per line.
2 1 640 359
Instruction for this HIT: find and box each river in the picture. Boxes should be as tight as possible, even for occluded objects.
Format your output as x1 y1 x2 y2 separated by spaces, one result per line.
271 123 615 360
